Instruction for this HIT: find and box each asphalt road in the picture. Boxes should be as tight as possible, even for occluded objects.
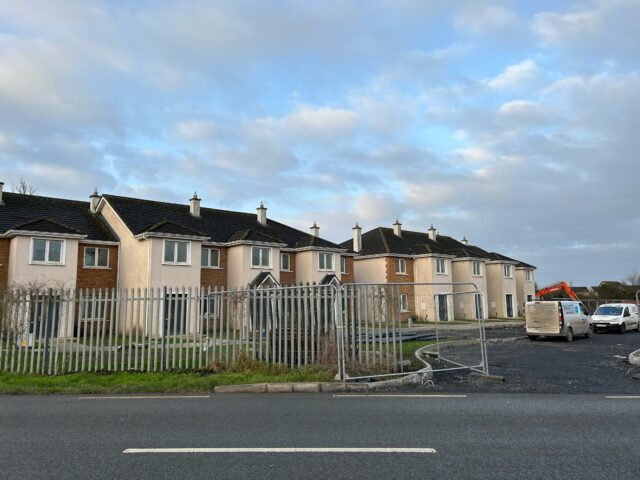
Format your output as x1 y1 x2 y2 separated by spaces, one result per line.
426 326 640 394
1 393 639 480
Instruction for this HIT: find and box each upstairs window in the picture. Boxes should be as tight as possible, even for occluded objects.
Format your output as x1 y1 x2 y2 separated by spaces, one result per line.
436 258 447 274
84 247 109 268
252 247 271 268
472 261 482 276
340 256 347 274
395 258 406 274
201 248 220 268
31 238 64 265
163 240 190 265
504 264 513 278
280 253 291 271
318 252 334 271
525 270 532 281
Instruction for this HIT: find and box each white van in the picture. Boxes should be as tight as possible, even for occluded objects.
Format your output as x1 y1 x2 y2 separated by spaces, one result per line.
591 303 640 333
524 300 591 342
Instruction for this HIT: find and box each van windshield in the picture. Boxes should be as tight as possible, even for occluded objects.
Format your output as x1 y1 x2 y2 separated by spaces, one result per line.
594 306 623 316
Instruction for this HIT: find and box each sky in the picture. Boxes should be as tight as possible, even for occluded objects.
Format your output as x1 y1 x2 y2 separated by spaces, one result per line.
0 0 638 286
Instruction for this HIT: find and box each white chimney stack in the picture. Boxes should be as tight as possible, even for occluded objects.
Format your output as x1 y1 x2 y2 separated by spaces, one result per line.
257 202 267 225
189 191 201 217
428 224 437 241
89 188 100 213
310 221 320 237
352 222 362 253
0 181 4 205
461 236 468 245
393 218 402 237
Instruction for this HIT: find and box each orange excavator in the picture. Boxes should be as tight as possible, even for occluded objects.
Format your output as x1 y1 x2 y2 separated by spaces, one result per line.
536 281 579 301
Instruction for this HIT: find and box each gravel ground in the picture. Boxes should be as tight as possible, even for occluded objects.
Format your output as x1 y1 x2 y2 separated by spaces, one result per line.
417 326 640 394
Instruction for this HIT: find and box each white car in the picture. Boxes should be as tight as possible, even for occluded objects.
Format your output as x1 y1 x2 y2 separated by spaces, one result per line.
592 303 640 333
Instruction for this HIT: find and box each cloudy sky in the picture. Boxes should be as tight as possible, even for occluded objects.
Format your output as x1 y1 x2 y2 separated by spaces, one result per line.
0 0 638 286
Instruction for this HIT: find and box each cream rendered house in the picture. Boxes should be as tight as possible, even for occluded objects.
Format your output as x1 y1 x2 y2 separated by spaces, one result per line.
485 253 519 318
515 262 536 316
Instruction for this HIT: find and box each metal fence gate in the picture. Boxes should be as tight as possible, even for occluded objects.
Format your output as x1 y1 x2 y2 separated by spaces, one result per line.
1 282 488 379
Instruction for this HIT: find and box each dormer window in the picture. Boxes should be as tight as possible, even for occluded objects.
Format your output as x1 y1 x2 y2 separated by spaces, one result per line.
318 252 334 271
163 240 190 265
30 238 64 265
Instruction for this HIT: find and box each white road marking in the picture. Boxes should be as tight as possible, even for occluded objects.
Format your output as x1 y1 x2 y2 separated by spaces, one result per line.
332 394 467 398
605 395 640 399
77 395 210 400
123 447 436 454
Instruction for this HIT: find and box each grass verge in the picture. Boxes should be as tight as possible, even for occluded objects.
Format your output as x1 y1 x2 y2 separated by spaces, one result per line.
0 365 333 395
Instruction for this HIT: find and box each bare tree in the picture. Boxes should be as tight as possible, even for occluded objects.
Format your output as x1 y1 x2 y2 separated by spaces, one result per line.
624 271 640 286
11 177 38 195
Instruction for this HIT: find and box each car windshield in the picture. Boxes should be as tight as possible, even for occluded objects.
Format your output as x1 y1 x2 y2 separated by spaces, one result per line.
594 306 623 316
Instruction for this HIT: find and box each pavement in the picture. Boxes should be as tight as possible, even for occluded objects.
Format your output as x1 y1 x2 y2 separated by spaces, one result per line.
1 393 639 479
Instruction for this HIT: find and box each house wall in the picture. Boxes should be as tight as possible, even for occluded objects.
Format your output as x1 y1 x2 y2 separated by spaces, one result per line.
486 263 518 318
413 257 454 322
7 236 78 289
0 238 9 290
148 238 201 289
352 257 387 283
76 243 119 291
296 250 338 284
340 256 354 284
280 252 296 285
100 201 149 291
201 246 227 290
227 245 281 289
451 259 488 319
385 256 414 321
515 268 536 316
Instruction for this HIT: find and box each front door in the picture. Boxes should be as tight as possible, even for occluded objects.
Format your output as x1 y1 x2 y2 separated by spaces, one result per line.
438 294 448 321
505 294 514 318
474 293 484 320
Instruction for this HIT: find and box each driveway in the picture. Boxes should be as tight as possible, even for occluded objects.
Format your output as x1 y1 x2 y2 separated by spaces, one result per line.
425 326 640 394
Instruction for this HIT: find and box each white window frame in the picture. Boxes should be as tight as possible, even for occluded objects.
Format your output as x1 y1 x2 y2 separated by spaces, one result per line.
436 258 447 275
318 252 334 271
525 270 532 281
29 238 65 265
251 246 272 268
340 256 347 274
504 264 513 278
399 293 409 312
472 261 482 277
162 240 191 265
201 247 221 268
395 258 407 274
280 253 291 271
83 246 109 268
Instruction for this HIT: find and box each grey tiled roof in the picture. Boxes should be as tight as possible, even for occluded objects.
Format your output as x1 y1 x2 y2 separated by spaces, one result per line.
0 192 118 242
103 194 346 251
341 227 536 268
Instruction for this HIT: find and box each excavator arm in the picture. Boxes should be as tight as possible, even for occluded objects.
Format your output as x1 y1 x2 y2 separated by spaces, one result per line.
536 281 579 301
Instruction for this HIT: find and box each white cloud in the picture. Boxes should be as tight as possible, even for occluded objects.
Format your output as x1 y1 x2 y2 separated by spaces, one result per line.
454 5 518 36
497 100 554 125
487 59 541 90
176 120 217 141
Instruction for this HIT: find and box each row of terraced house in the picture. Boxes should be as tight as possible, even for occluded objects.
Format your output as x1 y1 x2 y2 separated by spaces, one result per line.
0 181 536 322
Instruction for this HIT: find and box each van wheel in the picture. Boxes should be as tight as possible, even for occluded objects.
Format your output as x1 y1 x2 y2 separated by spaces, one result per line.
585 325 593 338
566 328 573 342
619 323 626 334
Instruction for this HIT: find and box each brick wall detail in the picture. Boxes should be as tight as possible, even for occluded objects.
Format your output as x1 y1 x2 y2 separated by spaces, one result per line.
280 252 296 286
201 247 227 289
0 239 9 290
76 244 118 290
385 256 415 320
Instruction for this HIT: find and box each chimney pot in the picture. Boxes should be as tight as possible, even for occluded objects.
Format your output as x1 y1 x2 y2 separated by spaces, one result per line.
461 236 468 245
428 224 437 241
393 218 402 237
257 201 267 225
352 222 362 253
189 191 201 217
310 221 320 237
89 188 100 213
0 181 4 205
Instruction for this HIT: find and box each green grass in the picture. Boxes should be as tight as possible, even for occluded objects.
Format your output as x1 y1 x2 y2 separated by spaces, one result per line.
0 365 333 395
